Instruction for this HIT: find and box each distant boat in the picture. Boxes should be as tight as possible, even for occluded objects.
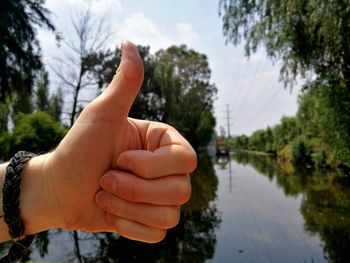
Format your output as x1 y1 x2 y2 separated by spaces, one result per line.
216 137 229 156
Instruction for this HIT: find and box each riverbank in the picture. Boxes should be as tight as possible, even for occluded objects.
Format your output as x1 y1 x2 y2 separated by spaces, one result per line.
231 149 275 156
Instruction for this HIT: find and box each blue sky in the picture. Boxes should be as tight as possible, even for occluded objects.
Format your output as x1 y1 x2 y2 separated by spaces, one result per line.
38 0 301 136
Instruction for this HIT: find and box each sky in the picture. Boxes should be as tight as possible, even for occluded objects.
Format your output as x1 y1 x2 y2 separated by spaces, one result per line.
38 0 302 136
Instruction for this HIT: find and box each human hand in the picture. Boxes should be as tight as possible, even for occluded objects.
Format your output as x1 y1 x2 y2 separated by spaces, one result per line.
35 41 196 243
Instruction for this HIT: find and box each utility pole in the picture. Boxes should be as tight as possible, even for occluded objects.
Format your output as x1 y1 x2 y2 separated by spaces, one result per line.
225 104 232 138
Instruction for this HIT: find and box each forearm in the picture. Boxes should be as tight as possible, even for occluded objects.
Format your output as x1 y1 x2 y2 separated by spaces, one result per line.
0 154 55 242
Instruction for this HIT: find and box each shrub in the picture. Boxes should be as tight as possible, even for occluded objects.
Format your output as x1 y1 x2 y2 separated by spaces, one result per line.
291 138 312 165
0 111 67 160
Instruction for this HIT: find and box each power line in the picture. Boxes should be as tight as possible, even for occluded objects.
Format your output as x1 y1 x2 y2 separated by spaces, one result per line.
241 69 277 121
241 87 282 127
234 54 266 117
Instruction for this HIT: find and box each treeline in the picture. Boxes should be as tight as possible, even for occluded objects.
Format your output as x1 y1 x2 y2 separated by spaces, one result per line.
230 82 350 169
220 0 350 170
0 1 216 160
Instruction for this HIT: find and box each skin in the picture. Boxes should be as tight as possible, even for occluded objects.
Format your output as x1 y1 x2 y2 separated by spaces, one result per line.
0 41 197 244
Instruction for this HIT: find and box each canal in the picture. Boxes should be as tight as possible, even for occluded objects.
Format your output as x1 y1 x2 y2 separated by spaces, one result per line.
1 153 349 262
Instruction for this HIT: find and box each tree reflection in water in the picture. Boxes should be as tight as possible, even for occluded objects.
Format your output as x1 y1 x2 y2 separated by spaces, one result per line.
0 153 220 262
232 152 350 263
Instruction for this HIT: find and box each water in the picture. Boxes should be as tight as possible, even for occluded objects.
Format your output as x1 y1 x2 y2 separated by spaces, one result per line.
1 153 350 262
210 156 325 263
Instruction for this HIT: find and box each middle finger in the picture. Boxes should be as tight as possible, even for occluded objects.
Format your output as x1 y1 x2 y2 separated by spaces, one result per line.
100 170 191 205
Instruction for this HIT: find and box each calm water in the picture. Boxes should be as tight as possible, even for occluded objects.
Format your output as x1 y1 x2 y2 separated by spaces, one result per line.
1 153 350 262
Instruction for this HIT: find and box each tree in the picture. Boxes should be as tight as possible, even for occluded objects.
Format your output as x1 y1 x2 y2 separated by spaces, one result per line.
0 0 55 101
36 70 50 111
297 82 350 167
273 116 298 150
11 91 34 114
52 8 111 127
48 87 63 122
35 70 63 122
155 45 217 150
219 0 350 91
0 111 66 160
219 0 350 168
0 102 9 134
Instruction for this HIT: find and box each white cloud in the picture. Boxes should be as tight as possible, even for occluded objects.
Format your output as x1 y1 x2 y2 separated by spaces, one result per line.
115 13 174 52
176 22 198 44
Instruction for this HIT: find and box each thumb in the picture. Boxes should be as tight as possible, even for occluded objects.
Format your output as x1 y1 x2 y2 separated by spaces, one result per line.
99 41 144 116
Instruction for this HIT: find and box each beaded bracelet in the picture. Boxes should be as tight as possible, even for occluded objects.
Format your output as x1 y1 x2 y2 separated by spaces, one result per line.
0 151 36 263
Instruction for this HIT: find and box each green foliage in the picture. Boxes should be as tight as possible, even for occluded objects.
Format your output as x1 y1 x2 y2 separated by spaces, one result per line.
273 116 298 150
0 101 9 134
11 92 34 114
220 0 350 91
48 87 63 122
229 134 249 150
35 70 63 122
0 0 55 101
155 45 217 150
36 70 50 111
220 0 350 169
311 149 327 168
278 145 293 162
248 129 267 151
291 137 311 165
297 83 350 167
0 111 66 160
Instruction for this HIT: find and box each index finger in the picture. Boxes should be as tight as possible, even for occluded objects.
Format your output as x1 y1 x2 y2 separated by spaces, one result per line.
117 122 197 179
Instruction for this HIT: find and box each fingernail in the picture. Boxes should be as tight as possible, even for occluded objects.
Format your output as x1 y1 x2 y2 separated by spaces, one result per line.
101 174 116 193
96 191 111 209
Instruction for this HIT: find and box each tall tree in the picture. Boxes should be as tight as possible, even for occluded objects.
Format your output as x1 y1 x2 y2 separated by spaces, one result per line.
0 0 54 101
0 102 9 134
155 45 217 150
35 70 63 122
36 70 50 111
52 8 111 127
48 87 63 122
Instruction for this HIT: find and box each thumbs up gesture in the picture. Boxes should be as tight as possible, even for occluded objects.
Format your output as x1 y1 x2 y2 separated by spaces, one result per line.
17 41 197 243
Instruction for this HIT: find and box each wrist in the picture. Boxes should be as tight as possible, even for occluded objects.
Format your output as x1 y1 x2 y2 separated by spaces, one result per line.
0 153 52 241
0 151 66 242
19 152 64 236
19 154 53 235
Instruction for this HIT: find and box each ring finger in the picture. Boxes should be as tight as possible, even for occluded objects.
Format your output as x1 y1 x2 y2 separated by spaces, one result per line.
96 190 180 229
